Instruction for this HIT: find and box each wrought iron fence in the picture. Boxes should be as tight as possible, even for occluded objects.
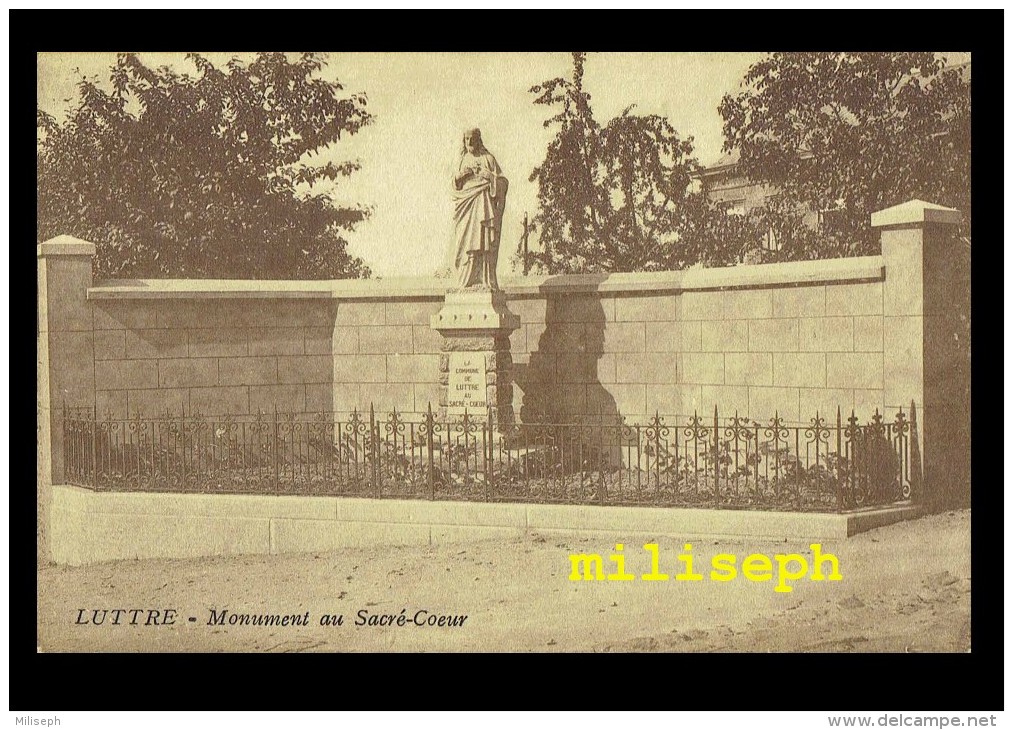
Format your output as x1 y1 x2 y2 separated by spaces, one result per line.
63 404 914 512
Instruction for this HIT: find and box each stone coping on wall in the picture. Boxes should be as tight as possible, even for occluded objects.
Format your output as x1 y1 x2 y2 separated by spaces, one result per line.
86 256 885 301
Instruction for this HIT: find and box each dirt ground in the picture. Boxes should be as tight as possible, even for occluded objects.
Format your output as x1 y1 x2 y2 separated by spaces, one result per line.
37 510 970 653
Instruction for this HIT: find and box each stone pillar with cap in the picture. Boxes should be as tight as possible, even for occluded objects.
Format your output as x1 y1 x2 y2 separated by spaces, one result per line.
430 288 520 430
872 199 969 510
38 235 97 563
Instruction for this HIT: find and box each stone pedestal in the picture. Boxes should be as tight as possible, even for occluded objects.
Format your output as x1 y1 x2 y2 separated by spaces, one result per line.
431 288 520 430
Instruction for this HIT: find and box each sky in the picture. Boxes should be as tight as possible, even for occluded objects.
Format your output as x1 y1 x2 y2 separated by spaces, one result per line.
36 51 968 278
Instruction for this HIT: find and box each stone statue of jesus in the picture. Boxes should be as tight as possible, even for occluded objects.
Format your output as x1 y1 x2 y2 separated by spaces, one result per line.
451 128 508 289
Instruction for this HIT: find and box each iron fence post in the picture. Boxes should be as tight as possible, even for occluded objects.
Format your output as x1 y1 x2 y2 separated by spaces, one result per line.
369 403 378 496
426 403 436 500
272 405 279 493
836 406 843 512
485 407 492 501
91 405 98 488
713 405 719 494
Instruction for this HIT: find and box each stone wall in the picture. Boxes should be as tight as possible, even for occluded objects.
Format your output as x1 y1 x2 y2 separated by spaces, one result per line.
39 201 967 511
90 298 337 417
505 259 887 425
77 263 890 426
43 253 892 430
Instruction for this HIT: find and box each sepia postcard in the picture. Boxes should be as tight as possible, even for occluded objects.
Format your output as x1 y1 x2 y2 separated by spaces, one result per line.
36 50 972 655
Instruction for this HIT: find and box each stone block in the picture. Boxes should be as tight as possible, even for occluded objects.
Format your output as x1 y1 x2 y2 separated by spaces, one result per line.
882 246 923 318
95 389 128 419
853 390 887 422
560 354 595 384
883 316 923 405
93 330 125 360
509 298 547 324
278 354 334 384
701 320 748 352
826 353 884 391
602 322 645 353
645 385 684 417
608 383 647 420
798 388 854 423
413 325 444 354
551 294 615 323
799 317 852 353
218 356 278 386
359 325 413 354
524 323 548 351
615 294 678 322
331 384 361 414
682 289 772 320
127 388 189 417
508 325 526 353
40 258 93 332
158 358 218 388
772 353 826 388
330 354 384 384
826 281 883 317
748 386 800 423
853 316 884 352
556 382 587 415
358 383 414 414
748 319 799 352
681 353 724 385
189 328 248 358
822 317 854 352
646 322 680 353
302 383 332 412
155 300 212 329
538 322 585 353
190 386 250 415
335 301 386 326
619 352 675 384
613 353 638 384
124 328 188 359
93 358 155 391
326 326 357 354
414 382 442 413
595 354 617 384
676 385 704 416
245 300 334 328
93 302 158 331
725 353 773 386
248 327 305 356
385 300 441 326
48 330 97 390
387 353 440 383
699 385 749 417
681 321 702 352
772 285 826 319
252 384 306 414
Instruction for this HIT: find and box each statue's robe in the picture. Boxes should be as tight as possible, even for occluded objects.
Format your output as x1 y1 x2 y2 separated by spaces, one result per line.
452 151 507 288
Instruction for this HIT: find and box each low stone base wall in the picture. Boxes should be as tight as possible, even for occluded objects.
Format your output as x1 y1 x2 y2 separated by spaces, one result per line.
49 485 922 566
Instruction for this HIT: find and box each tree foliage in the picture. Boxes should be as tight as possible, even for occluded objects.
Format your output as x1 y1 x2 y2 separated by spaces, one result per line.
37 52 373 279
525 53 700 273
719 52 971 253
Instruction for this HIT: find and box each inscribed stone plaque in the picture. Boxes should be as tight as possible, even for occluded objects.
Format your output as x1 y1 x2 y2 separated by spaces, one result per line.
446 351 488 415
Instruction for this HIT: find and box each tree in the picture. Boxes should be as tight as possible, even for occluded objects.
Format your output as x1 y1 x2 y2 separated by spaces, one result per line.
37 52 373 279
526 53 700 273
718 52 971 256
